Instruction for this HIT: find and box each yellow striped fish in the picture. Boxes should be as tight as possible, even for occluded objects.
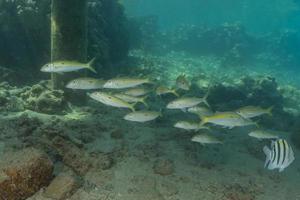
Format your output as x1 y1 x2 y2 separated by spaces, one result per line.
200 112 256 129
41 58 97 73
88 92 135 111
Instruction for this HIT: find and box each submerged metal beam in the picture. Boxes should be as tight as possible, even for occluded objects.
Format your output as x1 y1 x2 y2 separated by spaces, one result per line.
51 0 87 89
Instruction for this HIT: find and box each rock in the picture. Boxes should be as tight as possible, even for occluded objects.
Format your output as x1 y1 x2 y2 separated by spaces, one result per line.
0 90 8 106
94 154 114 170
43 172 81 200
130 175 165 200
0 142 5 156
110 128 123 139
156 180 178 197
0 148 53 200
153 159 174 176
52 136 91 176
26 189 53 200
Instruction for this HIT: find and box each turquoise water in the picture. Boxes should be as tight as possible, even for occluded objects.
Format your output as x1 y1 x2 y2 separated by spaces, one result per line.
0 0 300 199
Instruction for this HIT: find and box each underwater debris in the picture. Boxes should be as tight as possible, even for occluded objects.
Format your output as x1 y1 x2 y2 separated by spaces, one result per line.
0 148 53 200
0 0 129 74
43 172 81 200
52 136 113 176
52 136 92 176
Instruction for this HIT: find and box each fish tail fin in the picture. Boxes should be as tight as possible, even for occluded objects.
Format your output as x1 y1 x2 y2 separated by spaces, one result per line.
159 108 163 117
267 106 274 116
198 124 210 131
199 116 207 126
86 57 97 73
129 104 136 112
202 90 210 107
140 96 149 107
146 77 156 85
253 120 260 128
263 146 271 168
172 89 180 97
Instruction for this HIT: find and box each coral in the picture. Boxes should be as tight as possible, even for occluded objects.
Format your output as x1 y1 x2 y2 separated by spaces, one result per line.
0 148 53 200
20 81 66 114
208 76 283 111
0 82 25 112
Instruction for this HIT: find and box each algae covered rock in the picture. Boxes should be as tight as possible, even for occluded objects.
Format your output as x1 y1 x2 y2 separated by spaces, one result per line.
0 148 53 200
208 76 283 111
20 81 66 114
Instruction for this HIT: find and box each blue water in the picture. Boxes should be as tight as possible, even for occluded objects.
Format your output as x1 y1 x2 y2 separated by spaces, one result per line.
123 0 300 33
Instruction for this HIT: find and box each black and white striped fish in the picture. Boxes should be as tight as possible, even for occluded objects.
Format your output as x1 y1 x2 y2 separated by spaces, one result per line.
263 139 295 172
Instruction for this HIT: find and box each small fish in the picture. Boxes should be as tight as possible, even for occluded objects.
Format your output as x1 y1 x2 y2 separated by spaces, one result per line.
156 86 179 97
263 139 295 172
66 77 105 90
187 106 213 117
88 92 135 111
41 58 97 73
103 77 152 89
176 74 190 90
124 111 161 122
114 93 148 107
200 112 256 129
123 87 152 97
191 133 223 145
248 129 279 140
166 93 209 110
174 121 209 131
236 106 273 119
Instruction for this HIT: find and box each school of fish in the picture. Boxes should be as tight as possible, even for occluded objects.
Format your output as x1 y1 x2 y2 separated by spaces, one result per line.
41 60 295 172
